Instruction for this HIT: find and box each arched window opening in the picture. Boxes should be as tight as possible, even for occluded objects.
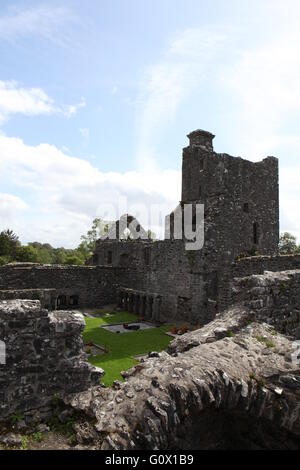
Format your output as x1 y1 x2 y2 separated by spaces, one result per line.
243 203 249 213
107 251 112 265
144 248 151 266
57 295 67 308
92 253 98 265
253 222 259 245
69 295 79 306
120 253 129 268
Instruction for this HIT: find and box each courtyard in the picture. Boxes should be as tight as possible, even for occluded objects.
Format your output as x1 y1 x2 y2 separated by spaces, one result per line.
83 310 172 386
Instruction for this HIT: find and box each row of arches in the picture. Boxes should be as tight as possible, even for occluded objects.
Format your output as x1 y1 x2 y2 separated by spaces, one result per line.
118 289 162 322
56 294 79 309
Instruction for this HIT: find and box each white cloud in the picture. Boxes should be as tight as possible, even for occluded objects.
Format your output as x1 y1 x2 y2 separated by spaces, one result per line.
279 165 300 242
0 133 180 247
0 80 55 124
0 5 77 46
223 30 300 160
0 81 85 124
0 193 28 228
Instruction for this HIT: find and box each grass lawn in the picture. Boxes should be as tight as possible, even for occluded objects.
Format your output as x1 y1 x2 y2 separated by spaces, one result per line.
83 311 172 387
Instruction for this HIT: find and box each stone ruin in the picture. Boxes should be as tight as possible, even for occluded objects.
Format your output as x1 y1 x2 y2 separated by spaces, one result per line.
0 129 285 324
0 300 102 423
0 129 300 448
61 269 300 450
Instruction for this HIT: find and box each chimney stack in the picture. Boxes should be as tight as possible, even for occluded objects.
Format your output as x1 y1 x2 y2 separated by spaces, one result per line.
187 129 215 152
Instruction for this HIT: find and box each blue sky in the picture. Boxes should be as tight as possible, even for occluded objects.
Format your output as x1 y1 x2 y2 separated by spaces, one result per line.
0 0 300 247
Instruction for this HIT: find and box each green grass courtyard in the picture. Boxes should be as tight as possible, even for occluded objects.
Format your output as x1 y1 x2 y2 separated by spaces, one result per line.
83 311 172 386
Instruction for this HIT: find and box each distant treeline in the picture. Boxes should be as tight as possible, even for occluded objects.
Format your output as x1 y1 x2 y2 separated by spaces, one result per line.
0 218 108 266
0 229 90 266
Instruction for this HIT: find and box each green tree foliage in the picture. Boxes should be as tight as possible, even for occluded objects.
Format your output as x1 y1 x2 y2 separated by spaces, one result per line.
16 245 40 263
146 229 156 241
80 218 111 258
0 216 144 267
64 254 85 265
0 229 86 266
0 229 21 260
279 232 299 254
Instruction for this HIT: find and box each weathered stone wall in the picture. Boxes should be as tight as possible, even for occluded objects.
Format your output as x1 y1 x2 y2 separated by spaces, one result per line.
181 132 279 257
232 254 300 278
0 264 123 309
92 130 280 326
0 289 56 310
94 240 208 324
232 269 300 337
0 300 102 421
64 289 300 450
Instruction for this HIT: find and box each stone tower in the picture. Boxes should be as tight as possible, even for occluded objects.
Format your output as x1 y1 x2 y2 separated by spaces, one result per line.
180 129 279 257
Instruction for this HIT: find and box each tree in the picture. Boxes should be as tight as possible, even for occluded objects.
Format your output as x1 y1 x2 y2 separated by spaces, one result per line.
64 254 84 266
28 242 53 264
0 255 11 266
147 230 156 241
279 232 298 254
80 218 111 259
16 245 40 263
0 229 21 260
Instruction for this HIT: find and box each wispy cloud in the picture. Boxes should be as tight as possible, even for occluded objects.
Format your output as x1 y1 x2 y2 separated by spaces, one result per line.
65 97 86 118
0 5 77 46
222 30 300 160
135 27 228 169
79 127 90 142
0 80 85 124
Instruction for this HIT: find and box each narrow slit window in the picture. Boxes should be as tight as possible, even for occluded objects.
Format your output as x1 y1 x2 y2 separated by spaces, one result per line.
107 251 112 264
253 222 259 245
243 203 249 213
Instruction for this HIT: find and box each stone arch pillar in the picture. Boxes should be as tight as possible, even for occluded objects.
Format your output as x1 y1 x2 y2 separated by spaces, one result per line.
134 295 140 315
140 296 146 317
128 293 134 313
117 290 123 309
153 296 162 322
123 292 128 311
146 296 153 320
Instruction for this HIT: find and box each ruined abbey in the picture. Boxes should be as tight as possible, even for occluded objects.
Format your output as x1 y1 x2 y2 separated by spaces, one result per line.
0 130 284 323
1 129 300 449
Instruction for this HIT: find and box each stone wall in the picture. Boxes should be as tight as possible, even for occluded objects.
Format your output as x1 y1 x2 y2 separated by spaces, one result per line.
232 254 300 278
94 240 209 324
0 264 123 310
233 269 300 337
0 300 102 421
181 132 279 257
64 289 300 450
0 289 56 310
